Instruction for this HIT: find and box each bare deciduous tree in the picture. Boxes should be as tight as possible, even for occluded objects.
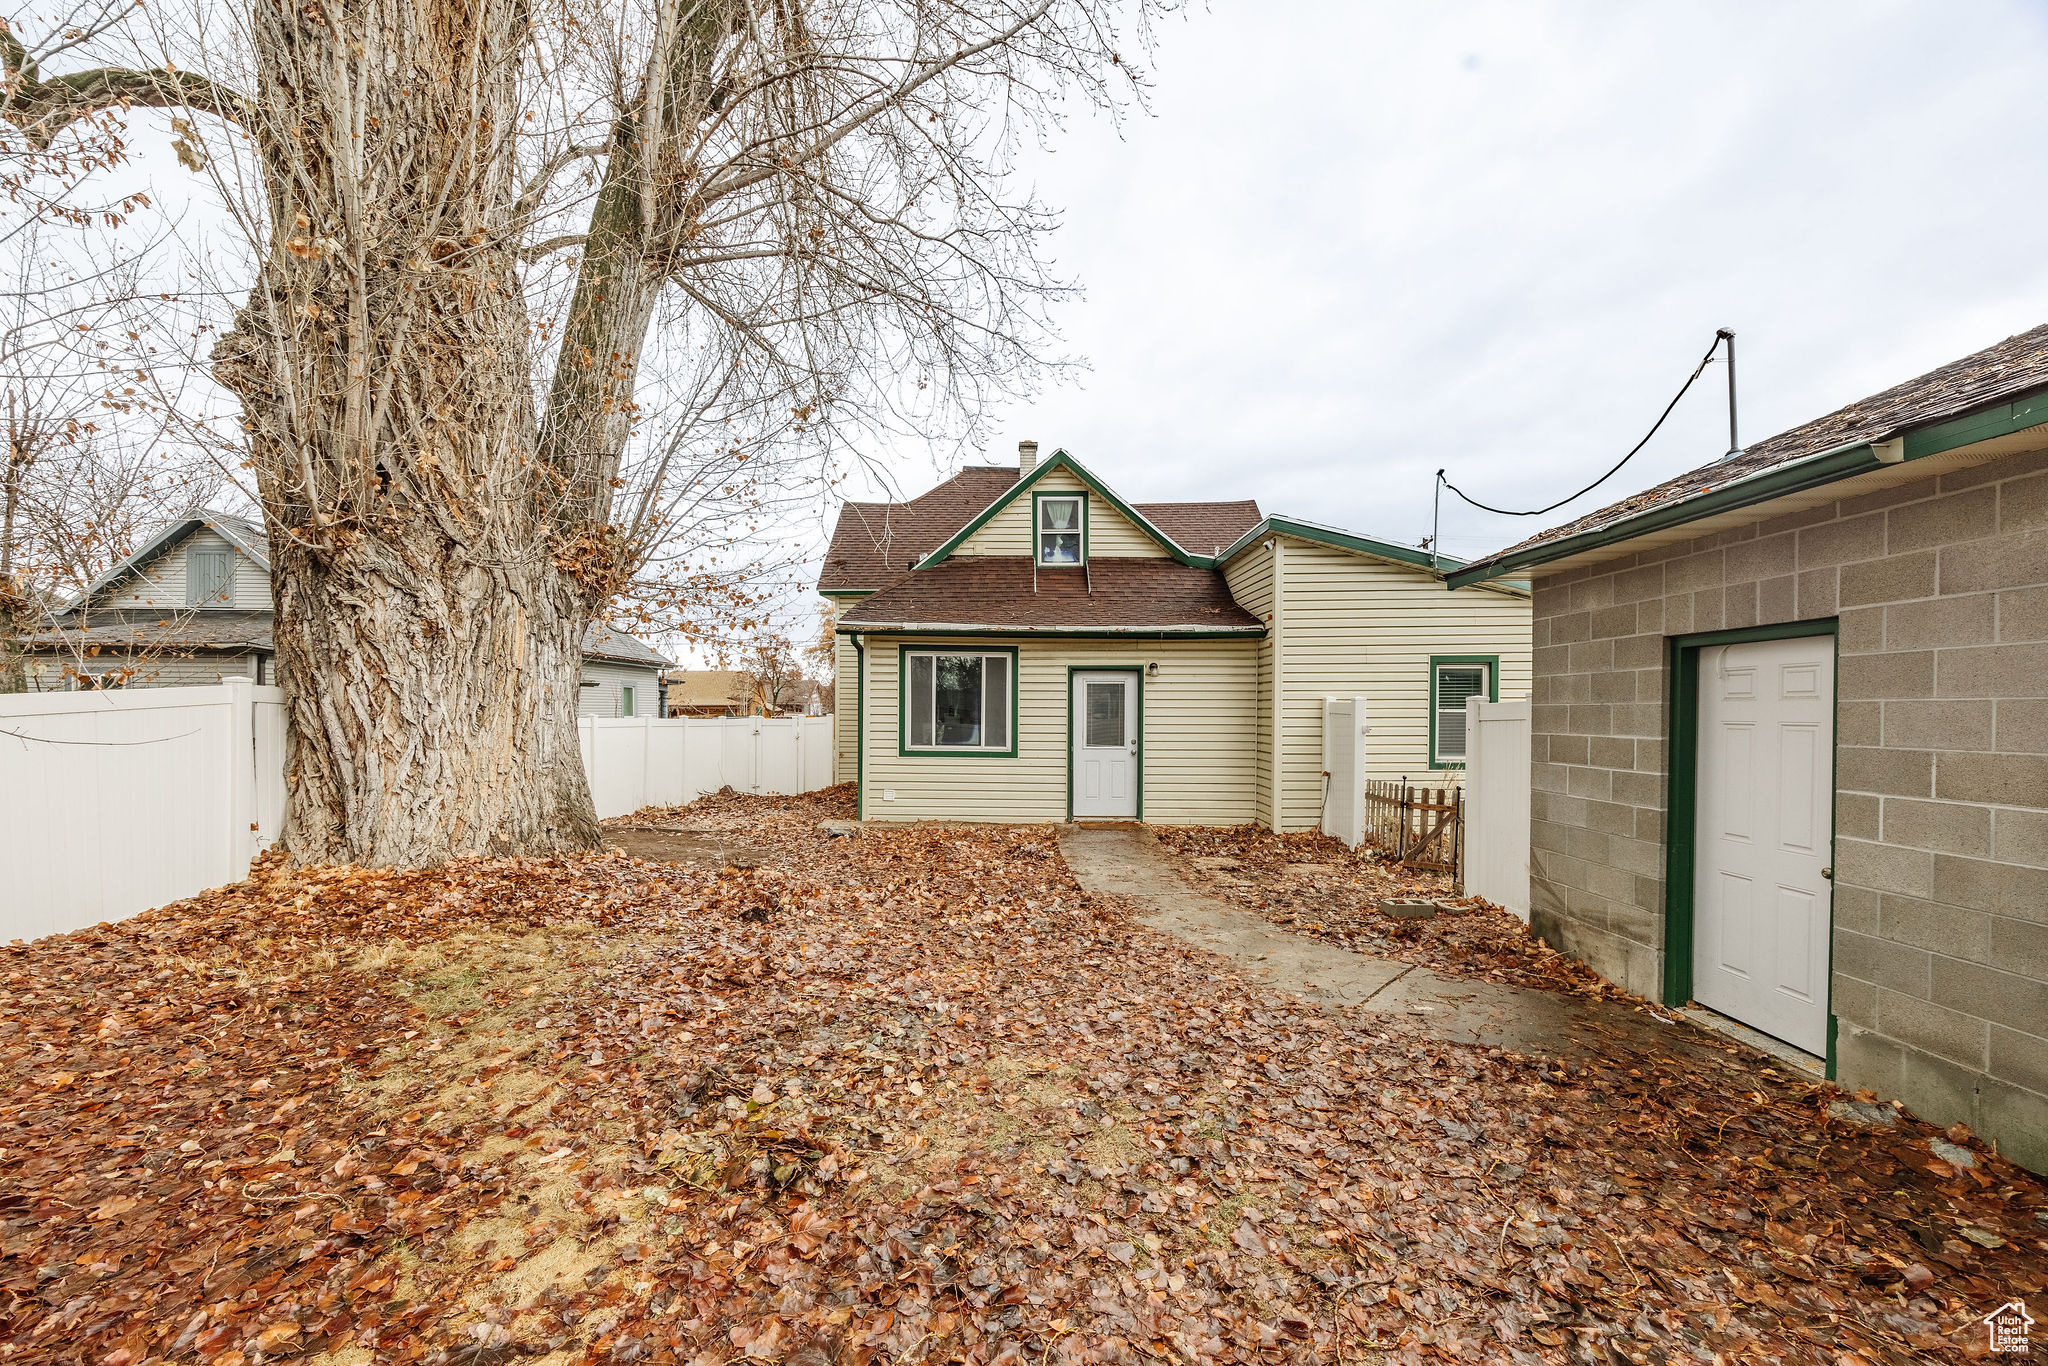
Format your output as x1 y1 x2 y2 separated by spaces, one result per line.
3 0 1172 866
731 630 806 715
0 223 218 691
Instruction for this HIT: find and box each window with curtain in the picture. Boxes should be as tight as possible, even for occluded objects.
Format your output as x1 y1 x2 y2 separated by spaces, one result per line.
621 685 635 717
186 547 233 607
1432 661 1491 764
906 651 1012 751
1037 496 1083 565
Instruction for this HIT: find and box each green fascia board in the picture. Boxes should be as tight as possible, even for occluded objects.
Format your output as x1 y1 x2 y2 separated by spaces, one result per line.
1446 384 2048 590
819 589 874 599
918 449 1194 567
837 624 1264 640
1212 515 1468 576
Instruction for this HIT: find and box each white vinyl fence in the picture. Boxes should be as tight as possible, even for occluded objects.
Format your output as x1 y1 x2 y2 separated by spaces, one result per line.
577 714 835 820
1462 695 1531 920
1 682 836 941
0 679 286 942
1320 695 1370 847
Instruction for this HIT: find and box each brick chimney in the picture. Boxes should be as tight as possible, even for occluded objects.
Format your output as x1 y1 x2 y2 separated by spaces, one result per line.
1018 439 1039 475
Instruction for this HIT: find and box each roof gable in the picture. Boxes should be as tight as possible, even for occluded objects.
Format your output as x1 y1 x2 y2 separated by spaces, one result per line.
919 450 1193 568
75 508 269 609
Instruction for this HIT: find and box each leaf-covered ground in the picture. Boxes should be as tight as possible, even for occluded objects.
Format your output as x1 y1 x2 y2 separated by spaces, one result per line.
3 788 2045 1366
1151 827 1623 998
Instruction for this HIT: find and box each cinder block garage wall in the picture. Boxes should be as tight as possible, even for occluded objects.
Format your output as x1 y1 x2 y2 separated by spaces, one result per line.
1527 449 2048 1171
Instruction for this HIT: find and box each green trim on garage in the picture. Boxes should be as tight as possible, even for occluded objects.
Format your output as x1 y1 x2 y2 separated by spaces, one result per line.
1662 616 1839 1078
1447 385 2048 590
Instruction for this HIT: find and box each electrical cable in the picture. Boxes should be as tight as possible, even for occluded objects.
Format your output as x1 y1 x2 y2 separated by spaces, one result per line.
1438 331 1728 518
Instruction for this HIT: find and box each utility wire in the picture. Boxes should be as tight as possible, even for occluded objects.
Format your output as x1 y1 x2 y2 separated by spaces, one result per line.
1438 331 1729 518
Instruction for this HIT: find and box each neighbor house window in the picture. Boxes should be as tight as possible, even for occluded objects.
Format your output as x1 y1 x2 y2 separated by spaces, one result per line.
1037 495 1084 566
1430 658 1495 767
621 685 635 717
187 547 232 607
903 649 1014 754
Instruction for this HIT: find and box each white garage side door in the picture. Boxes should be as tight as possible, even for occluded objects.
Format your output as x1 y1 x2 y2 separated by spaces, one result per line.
1693 635 1834 1055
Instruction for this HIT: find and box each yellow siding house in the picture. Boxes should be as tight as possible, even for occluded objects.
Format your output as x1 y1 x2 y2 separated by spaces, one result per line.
820 445 1530 830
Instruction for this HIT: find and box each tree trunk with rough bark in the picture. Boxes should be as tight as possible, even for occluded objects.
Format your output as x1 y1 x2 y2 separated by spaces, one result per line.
206 0 612 864
3 0 1146 866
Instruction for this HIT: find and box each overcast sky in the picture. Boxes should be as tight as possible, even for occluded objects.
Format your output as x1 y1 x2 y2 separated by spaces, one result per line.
848 0 2048 564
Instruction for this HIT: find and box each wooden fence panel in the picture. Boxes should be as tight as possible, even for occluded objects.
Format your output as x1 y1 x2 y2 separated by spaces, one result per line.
1360 778 1463 876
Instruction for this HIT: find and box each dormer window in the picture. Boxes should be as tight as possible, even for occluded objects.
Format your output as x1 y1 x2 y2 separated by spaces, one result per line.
1036 494 1085 566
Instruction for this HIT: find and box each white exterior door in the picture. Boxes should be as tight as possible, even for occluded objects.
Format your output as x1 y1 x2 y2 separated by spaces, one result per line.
1693 635 1834 1054
1071 672 1138 819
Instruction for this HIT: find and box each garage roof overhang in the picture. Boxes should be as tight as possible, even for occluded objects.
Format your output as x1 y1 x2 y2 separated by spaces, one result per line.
1444 391 2048 589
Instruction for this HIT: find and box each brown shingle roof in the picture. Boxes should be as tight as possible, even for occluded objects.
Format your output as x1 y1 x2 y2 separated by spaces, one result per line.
819 467 1019 591
21 612 276 653
1133 500 1262 556
661 669 749 708
1490 324 2048 562
818 467 1267 594
836 557 1264 634
582 623 673 668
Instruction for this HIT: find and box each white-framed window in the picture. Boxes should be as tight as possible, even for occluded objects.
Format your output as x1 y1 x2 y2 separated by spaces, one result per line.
1430 659 1493 766
1037 495 1084 566
621 684 636 717
904 649 1014 753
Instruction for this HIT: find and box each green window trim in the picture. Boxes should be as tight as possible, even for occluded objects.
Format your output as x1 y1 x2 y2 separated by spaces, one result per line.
1033 490 1089 567
896 644 1020 758
1662 616 1840 1078
1065 665 1144 820
918 450 1194 567
1426 655 1498 769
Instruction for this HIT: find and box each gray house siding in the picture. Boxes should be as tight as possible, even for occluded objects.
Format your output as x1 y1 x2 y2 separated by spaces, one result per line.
579 660 663 718
101 530 273 612
1528 448 2048 1172
23 652 266 690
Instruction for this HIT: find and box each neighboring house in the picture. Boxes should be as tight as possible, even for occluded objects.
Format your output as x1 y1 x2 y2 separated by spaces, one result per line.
578 627 672 718
819 442 1531 826
789 679 829 717
1449 326 2048 1174
18 509 673 713
663 668 755 716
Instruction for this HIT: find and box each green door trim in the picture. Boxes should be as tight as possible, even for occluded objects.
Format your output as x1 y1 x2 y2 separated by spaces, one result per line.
1066 665 1144 821
1662 616 1840 1078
